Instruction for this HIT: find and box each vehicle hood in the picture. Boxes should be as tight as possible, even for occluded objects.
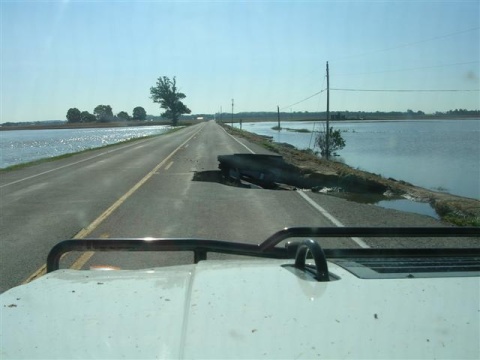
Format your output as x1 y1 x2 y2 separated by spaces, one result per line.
1 259 479 359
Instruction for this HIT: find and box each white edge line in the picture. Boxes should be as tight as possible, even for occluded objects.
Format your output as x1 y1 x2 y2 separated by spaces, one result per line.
221 126 255 154
297 191 370 249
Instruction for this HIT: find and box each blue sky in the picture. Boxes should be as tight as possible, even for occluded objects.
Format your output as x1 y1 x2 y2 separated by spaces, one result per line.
1 0 479 122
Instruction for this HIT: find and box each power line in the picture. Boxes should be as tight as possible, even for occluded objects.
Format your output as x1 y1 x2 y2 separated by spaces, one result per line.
333 60 479 77
299 27 478 90
331 88 479 92
280 89 326 111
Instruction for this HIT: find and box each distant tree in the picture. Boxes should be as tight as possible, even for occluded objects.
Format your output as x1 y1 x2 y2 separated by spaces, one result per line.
132 106 147 121
117 111 130 121
66 108 81 123
94 105 113 122
81 111 96 123
315 125 346 157
150 76 191 126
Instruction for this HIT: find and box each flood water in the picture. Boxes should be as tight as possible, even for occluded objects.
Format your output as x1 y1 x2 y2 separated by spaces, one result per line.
0 125 173 169
236 119 480 201
1 120 478 219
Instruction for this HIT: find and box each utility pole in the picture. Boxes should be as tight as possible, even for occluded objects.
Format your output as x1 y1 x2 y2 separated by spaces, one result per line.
277 105 281 129
220 106 223 123
326 61 330 160
231 99 234 127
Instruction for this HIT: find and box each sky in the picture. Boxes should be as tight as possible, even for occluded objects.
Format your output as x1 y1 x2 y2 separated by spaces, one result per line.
1 0 479 122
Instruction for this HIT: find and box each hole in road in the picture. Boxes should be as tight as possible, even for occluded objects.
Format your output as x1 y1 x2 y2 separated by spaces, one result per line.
192 170 293 190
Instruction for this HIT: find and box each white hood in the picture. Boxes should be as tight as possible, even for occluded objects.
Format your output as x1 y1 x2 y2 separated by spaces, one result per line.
1 259 479 359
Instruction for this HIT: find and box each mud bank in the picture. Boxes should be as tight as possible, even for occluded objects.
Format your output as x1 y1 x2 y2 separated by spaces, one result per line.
222 124 479 226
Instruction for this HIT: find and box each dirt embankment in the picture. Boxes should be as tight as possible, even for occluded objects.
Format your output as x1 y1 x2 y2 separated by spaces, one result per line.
222 125 479 226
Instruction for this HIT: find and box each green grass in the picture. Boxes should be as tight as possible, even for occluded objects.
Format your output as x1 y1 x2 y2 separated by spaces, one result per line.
442 215 480 227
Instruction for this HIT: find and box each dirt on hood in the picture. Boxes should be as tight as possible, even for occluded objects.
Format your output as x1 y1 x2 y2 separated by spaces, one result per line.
222 125 480 226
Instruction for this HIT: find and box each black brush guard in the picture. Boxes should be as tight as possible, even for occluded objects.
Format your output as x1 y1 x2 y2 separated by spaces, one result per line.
47 227 480 281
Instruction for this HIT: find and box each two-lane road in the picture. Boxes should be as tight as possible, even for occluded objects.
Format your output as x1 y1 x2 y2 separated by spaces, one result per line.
1 121 445 292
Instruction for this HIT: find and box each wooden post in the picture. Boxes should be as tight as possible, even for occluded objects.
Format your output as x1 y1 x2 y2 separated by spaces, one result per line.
277 105 281 129
326 61 330 159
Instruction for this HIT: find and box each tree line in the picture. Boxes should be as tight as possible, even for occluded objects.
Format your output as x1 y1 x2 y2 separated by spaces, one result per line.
66 106 147 123
216 109 480 121
65 76 192 126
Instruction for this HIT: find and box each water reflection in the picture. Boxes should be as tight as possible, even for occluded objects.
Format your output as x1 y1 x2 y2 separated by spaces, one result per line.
0 125 172 168
237 120 480 200
376 199 439 220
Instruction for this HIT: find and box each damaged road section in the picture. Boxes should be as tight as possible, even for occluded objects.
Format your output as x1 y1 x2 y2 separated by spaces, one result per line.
218 124 480 226
217 153 387 193
218 154 298 190
191 151 479 225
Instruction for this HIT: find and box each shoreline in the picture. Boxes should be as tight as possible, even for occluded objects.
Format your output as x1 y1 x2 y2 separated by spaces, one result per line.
220 123 479 227
0 120 201 131
0 129 185 171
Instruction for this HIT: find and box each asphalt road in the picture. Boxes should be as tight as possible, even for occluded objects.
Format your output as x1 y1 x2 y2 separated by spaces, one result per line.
0 121 462 293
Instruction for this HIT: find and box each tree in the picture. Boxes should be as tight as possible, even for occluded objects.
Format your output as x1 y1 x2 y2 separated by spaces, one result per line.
150 76 191 126
81 111 96 123
315 125 346 157
94 105 113 122
66 108 81 123
117 111 130 121
132 106 147 121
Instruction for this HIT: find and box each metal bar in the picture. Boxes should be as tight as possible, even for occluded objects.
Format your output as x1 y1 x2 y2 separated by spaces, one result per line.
46 227 480 272
194 250 207 263
46 238 289 273
295 239 329 281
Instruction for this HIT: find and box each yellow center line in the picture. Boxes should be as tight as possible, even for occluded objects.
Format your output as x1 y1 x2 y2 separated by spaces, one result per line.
21 125 204 284
69 251 95 270
70 233 111 270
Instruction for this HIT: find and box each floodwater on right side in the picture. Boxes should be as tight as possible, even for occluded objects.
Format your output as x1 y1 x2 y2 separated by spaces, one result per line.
239 119 480 200
375 199 440 219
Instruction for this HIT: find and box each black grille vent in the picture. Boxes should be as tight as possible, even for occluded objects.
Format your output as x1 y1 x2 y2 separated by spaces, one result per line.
331 256 480 279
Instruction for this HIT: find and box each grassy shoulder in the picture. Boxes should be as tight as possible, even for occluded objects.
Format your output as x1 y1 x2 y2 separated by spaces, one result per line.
221 124 480 226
